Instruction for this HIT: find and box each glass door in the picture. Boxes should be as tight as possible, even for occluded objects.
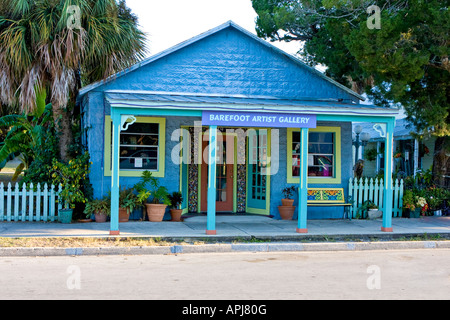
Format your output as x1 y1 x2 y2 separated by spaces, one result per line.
201 134 235 212
246 129 269 213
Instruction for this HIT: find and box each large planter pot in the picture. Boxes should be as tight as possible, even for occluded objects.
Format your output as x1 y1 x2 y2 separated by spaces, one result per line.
94 211 108 223
145 203 167 222
170 209 183 222
403 208 411 218
119 208 130 222
368 209 382 220
59 209 73 224
278 205 295 220
412 208 421 218
281 199 294 206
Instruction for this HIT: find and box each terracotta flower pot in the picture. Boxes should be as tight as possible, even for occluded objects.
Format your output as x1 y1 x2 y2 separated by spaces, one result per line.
145 203 167 222
281 199 294 206
94 211 108 223
170 209 183 222
278 206 295 220
119 208 130 222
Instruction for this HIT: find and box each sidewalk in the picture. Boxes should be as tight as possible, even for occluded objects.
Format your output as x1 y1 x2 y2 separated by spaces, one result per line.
1 215 450 239
1 215 449 256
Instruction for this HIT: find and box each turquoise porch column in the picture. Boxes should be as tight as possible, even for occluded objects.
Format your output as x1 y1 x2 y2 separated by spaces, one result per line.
297 128 309 233
382 119 395 232
206 125 218 235
110 112 121 235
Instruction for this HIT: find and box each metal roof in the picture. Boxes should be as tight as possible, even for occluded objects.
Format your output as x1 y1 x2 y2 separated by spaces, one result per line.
105 90 399 117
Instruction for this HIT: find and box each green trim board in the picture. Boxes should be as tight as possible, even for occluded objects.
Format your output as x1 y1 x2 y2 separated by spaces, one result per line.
180 126 189 213
245 129 271 214
109 105 203 118
287 126 342 184
104 115 166 177
245 128 271 215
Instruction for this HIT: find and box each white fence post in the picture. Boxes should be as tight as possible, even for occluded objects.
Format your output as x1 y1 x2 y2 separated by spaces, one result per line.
0 182 4 221
6 183 11 222
21 183 27 222
43 183 48 222
28 183 34 221
14 183 19 221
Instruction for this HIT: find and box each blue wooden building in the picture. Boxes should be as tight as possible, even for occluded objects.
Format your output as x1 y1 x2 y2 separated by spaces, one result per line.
77 21 399 235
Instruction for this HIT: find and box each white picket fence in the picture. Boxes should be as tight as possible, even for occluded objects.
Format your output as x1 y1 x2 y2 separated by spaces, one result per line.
348 178 404 218
0 183 62 222
0 179 405 222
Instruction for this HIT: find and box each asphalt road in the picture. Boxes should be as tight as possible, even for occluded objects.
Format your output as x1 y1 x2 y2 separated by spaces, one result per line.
0 249 449 301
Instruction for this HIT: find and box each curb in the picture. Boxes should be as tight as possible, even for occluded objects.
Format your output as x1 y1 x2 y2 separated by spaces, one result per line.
1 240 449 257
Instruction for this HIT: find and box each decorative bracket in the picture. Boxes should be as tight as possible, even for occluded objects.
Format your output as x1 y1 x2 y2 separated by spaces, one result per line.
120 115 136 132
372 123 386 138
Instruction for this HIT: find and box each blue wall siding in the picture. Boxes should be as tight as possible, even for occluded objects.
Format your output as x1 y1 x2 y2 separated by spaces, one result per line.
91 27 357 102
86 115 192 220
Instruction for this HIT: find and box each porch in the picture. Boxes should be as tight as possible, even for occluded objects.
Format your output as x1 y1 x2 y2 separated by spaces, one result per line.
106 91 398 236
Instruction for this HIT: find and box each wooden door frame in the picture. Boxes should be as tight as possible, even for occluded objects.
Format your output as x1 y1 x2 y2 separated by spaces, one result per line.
198 130 237 213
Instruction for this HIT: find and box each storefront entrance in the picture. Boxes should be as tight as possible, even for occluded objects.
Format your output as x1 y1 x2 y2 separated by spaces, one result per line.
201 134 235 212
197 128 270 214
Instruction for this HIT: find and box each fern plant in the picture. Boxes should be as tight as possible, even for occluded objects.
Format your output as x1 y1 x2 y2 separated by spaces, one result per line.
134 171 170 205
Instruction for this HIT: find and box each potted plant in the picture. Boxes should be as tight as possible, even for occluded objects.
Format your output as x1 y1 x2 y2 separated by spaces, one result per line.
114 187 140 222
281 186 296 206
51 157 90 224
278 186 296 220
84 196 110 223
415 196 427 217
167 191 183 222
402 189 416 218
364 148 378 162
425 187 445 216
358 200 381 219
135 171 170 222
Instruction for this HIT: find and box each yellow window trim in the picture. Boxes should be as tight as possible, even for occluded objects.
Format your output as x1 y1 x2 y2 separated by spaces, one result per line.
287 126 341 184
104 115 166 178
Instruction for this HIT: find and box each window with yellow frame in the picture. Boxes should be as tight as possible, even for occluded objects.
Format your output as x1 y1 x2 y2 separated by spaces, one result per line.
104 116 166 177
287 127 341 184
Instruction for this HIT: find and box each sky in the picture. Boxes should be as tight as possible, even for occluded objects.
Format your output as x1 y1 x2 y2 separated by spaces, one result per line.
126 0 301 57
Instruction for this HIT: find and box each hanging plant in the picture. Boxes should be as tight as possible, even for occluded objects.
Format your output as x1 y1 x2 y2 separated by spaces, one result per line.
364 148 378 161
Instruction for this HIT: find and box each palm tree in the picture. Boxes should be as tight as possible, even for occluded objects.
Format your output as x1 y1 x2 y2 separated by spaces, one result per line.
0 0 147 161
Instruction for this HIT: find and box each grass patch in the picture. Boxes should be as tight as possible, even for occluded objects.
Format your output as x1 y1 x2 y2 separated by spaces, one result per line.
0 237 202 248
0 233 449 248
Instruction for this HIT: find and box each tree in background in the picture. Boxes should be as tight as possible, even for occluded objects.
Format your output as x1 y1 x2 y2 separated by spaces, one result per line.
252 0 449 186
0 0 147 161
